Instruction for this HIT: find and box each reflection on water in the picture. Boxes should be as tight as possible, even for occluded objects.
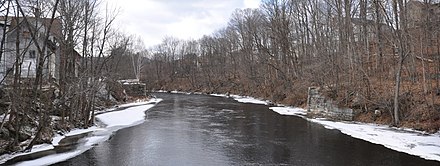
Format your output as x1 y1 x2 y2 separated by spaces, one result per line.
57 93 439 166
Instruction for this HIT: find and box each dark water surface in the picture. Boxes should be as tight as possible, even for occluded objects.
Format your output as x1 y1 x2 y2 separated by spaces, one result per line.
57 93 439 166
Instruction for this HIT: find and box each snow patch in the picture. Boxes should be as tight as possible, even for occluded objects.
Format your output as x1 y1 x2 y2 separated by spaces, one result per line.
51 135 63 146
170 90 191 95
210 93 270 105
210 93 228 97
0 144 55 164
229 95 269 105
117 98 162 108
269 107 307 116
309 119 440 162
51 127 102 146
66 127 100 136
26 144 54 155
96 104 157 127
14 150 83 166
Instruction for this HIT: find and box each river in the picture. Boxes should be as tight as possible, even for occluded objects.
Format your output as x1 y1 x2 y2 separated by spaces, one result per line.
56 93 439 166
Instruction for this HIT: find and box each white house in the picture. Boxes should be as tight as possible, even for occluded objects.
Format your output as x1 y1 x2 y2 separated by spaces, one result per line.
0 16 61 84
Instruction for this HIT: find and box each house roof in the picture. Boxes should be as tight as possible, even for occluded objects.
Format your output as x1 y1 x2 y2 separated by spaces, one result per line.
0 16 83 58
0 16 63 40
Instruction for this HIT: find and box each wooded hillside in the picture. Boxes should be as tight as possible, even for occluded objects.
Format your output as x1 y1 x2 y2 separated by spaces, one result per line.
140 0 440 132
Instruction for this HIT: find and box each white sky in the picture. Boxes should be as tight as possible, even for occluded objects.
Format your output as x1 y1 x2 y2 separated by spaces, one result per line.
105 0 261 48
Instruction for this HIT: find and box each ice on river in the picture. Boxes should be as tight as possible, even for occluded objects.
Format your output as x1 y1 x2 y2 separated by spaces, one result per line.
0 98 162 165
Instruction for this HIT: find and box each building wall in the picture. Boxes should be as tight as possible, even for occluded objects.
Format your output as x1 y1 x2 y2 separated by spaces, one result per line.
1 19 57 82
0 23 7 81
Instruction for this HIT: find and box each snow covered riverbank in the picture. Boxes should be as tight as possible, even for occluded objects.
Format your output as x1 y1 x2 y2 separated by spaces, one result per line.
0 98 162 166
208 93 440 162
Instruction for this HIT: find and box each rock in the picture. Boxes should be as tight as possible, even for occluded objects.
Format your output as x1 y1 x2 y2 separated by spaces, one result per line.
374 110 381 116
122 83 147 97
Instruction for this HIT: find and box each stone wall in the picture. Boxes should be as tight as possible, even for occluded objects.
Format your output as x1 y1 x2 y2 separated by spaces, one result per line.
122 83 147 97
307 87 353 121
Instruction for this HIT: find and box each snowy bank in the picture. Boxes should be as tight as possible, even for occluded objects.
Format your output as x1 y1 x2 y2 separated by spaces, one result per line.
206 93 270 105
309 119 440 162
269 106 440 162
229 95 270 105
0 98 162 165
96 99 160 127
209 92 440 162
269 107 307 116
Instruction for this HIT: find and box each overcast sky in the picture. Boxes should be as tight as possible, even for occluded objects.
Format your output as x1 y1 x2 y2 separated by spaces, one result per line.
105 0 261 48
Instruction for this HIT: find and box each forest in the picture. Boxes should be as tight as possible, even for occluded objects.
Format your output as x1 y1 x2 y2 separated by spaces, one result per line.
137 0 440 132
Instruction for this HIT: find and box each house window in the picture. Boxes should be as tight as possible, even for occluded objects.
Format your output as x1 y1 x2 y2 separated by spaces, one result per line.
29 50 36 58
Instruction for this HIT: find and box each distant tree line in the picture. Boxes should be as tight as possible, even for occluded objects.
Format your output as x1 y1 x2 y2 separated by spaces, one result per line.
141 0 440 130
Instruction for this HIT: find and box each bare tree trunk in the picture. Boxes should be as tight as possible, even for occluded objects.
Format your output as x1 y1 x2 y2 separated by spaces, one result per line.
374 0 384 74
393 52 403 125
11 14 22 146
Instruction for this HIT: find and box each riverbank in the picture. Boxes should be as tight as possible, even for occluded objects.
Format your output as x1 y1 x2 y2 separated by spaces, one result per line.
0 98 162 165
164 91 440 162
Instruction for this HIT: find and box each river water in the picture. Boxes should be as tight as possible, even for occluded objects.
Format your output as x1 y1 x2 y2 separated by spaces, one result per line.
56 93 439 166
